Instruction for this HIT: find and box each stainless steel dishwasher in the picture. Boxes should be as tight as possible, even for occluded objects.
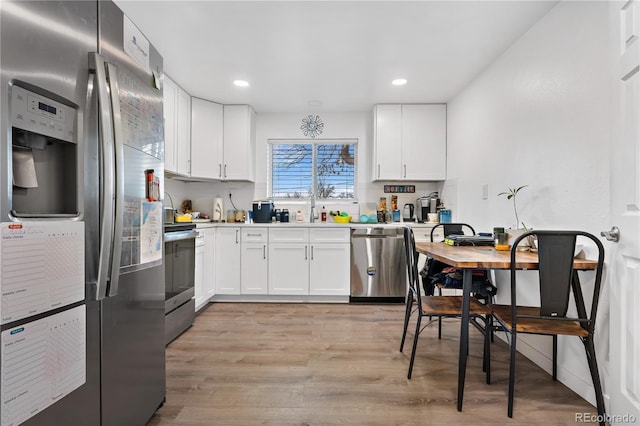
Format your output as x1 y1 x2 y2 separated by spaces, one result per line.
350 227 407 303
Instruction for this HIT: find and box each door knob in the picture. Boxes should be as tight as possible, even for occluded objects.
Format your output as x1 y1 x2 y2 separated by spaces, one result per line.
600 226 620 242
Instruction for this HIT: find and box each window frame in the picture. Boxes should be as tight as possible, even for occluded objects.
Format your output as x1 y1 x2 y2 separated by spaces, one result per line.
268 138 358 201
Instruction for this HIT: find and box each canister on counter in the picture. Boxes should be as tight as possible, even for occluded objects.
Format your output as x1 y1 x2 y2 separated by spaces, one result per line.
392 209 400 222
379 197 387 211
439 209 452 223
376 210 385 223
391 195 398 211
282 209 289 222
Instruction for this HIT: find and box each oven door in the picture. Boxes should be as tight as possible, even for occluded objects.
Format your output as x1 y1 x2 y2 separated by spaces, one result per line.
164 229 196 313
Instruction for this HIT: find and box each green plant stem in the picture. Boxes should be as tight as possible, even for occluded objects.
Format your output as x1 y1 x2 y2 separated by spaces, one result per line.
513 199 519 229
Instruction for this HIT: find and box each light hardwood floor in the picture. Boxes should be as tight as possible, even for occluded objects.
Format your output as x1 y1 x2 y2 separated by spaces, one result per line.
147 303 598 425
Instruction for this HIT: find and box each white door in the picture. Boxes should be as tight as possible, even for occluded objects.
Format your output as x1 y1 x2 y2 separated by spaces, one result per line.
268 243 309 295
608 1 640 421
241 243 268 294
162 76 177 173
176 87 191 176
191 98 222 179
215 227 241 295
402 104 447 181
373 104 402 180
309 243 350 295
194 238 206 310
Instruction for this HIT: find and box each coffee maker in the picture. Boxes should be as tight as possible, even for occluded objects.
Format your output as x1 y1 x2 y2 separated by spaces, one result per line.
416 192 440 222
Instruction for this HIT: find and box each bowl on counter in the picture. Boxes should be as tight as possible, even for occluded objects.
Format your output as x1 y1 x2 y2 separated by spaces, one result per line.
333 215 352 224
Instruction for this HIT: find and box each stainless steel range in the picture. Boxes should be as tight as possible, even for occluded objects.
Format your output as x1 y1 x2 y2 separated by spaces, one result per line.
164 223 196 344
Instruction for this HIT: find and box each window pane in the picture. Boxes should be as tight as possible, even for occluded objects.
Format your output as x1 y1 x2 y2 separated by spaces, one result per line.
271 144 313 198
316 144 355 199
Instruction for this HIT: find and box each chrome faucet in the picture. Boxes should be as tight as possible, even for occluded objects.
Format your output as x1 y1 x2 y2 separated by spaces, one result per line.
309 195 318 223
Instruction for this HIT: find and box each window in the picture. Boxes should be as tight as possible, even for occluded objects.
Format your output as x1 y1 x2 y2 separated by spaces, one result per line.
269 139 356 200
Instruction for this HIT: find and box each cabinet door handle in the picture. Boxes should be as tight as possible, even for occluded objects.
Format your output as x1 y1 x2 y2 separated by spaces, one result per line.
311 245 314 260
247 233 262 237
305 245 308 260
219 164 222 178
403 164 407 178
224 164 227 178
377 164 380 178
235 229 239 244
263 245 266 259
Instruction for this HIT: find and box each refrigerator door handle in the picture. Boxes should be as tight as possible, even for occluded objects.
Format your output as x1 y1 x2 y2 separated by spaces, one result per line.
89 52 116 301
105 62 125 297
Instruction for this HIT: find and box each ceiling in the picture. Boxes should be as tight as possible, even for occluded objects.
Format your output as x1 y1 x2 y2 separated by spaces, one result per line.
114 1 558 113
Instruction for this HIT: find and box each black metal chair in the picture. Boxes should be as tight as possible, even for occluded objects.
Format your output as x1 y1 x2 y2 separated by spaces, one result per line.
400 226 492 381
489 230 606 423
424 223 496 339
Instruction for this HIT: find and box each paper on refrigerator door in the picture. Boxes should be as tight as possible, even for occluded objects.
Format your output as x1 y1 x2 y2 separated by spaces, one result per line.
1 305 86 426
0 222 84 325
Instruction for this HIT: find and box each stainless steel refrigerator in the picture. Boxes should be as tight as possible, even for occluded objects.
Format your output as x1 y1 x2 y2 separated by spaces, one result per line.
0 1 166 425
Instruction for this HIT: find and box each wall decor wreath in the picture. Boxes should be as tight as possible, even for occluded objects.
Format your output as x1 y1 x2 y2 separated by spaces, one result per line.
300 115 324 138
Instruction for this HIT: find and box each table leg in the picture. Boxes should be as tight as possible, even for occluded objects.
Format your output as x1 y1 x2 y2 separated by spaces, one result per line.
457 268 472 411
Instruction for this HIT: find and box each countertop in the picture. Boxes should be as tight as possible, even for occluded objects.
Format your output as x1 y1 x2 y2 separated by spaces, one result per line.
191 221 438 229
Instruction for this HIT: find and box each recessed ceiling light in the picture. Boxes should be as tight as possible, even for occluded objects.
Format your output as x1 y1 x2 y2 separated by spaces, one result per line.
392 78 407 86
233 80 249 87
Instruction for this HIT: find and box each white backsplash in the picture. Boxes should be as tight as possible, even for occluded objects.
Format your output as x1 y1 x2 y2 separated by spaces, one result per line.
165 177 445 222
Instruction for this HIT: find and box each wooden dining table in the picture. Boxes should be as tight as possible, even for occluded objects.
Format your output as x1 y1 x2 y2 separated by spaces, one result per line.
414 242 598 411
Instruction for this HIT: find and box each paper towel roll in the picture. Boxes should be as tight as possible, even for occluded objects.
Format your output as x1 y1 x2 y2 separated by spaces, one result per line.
213 197 224 222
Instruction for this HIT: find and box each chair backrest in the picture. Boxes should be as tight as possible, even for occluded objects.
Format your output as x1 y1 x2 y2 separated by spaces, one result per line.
510 230 605 332
430 223 476 242
403 226 422 304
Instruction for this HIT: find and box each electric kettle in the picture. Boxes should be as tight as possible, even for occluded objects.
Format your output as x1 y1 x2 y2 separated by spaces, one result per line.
403 203 415 221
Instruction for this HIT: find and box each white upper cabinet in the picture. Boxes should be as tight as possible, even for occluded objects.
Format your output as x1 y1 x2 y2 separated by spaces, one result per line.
191 98 223 179
373 104 403 180
223 105 256 181
163 74 191 176
163 76 177 173
372 104 446 181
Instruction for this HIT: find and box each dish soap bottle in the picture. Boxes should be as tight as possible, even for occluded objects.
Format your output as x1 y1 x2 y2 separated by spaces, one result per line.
321 206 327 222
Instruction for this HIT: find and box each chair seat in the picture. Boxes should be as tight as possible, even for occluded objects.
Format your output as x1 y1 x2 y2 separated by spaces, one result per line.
421 296 491 316
491 304 588 337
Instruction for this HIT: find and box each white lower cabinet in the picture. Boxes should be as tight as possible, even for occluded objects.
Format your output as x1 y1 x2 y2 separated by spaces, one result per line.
194 230 207 310
204 228 216 300
241 228 268 294
215 227 241 294
267 227 350 296
309 243 350 295
195 227 216 311
268 242 309 295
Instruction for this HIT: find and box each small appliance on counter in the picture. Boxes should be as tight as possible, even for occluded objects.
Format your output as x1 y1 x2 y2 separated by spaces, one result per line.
416 192 440 222
402 203 414 221
212 197 224 222
252 200 274 223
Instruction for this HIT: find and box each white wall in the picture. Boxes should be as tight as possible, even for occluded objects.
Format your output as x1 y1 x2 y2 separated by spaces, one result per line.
171 112 440 219
446 1 610 405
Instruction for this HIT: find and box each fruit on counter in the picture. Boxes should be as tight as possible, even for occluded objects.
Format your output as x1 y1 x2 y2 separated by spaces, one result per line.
329 210 350 217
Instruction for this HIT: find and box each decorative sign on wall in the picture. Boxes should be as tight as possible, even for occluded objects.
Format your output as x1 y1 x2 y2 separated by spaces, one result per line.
300 115 324 138
384 185 415 193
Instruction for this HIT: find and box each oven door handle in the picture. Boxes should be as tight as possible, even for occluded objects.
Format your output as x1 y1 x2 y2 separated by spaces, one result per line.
165 230 197 242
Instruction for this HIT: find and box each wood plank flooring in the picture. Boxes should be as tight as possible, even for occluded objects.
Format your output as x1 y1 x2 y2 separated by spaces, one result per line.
147 303 597 425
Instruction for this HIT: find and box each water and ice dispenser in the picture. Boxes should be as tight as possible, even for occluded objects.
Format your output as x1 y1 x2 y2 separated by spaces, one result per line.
10 84 78 217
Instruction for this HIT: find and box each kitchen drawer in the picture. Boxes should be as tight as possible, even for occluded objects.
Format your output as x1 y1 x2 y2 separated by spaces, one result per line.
409 224 440 242
242 227 268 243
309 228 350 243
269 227 309 243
